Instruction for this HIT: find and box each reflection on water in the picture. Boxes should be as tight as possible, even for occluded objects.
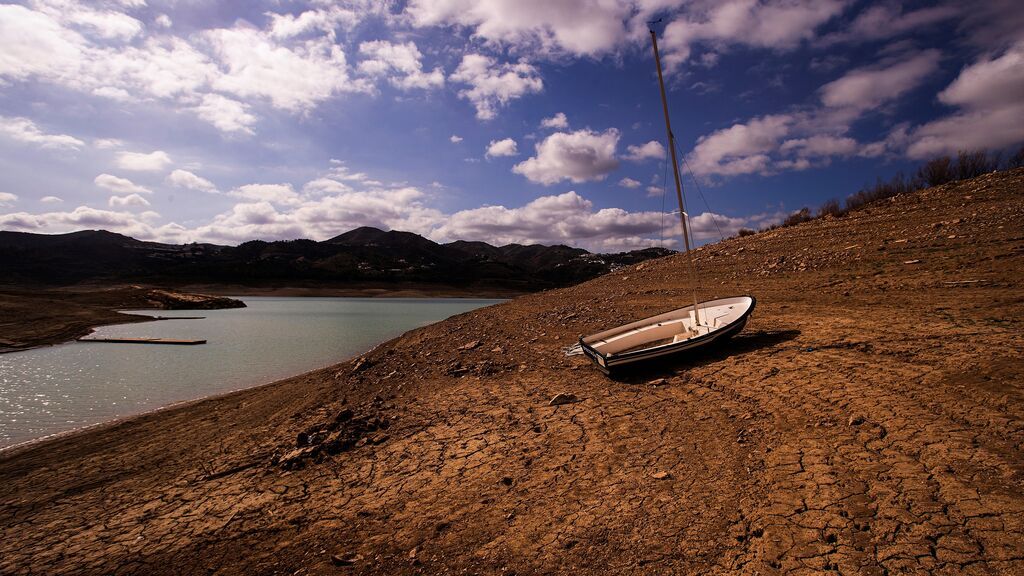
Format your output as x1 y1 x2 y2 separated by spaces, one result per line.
0 297 501 448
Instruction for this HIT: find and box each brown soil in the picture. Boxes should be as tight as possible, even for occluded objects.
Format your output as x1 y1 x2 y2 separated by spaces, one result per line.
1 169 1022 575
0 286 244 352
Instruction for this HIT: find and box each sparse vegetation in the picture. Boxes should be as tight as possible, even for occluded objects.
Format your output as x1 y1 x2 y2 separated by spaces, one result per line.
753 148 1018 236
737 228 756 237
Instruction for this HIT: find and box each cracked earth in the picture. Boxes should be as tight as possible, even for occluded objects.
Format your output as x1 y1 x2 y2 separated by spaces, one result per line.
1 169 1022 575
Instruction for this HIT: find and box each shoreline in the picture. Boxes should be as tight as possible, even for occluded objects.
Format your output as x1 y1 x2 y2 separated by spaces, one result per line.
1 172 1022 575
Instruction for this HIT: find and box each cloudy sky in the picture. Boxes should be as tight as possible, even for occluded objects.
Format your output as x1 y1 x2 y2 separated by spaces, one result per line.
0 0 1021 251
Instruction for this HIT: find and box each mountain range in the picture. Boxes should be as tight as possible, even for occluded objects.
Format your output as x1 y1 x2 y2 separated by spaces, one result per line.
0 228 673 292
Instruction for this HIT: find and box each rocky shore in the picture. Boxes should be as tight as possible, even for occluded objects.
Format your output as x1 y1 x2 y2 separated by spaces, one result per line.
0 169 1022 575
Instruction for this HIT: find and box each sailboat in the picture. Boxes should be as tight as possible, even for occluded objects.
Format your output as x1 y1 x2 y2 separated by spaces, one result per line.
579 27 755 373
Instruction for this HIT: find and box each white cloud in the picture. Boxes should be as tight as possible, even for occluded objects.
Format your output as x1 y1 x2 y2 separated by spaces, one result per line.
205 27 371 113
661 0 848 69
115 150 172 171
623 140 665 162
406 0 632 57
0 192 17 206
450 54 543 120
905 41 1024 158
40 195 63 204
266 5 364 40
513 128 620 185
450 134 463 143
0 116 84 150
154 14 172 29
485 137 518 158
358 40 444 90
228 183 302 206
819 50 941 112
191 93 257 135
29 0 144 42
540 112 568 129
109 193 151 209
166 169 218 193
618 177 641 188
645 185 663 197
0 4 83 82
94 173 152 195
688 115 791 176
779 135 858 158
93 138 123 149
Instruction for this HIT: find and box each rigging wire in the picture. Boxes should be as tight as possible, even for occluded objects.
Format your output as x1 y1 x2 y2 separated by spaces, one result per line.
682 154 725 242
658 146 670 248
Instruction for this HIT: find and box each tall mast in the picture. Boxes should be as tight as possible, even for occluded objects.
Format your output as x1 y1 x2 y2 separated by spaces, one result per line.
650 28 701 325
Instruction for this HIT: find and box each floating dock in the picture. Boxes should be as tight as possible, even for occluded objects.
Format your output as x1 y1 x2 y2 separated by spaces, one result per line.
77 337 207 345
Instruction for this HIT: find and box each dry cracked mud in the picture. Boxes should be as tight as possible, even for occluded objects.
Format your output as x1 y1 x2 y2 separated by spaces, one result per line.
1 169 1022 575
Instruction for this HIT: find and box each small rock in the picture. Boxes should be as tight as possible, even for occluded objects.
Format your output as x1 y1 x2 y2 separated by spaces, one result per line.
548 393 579 406
459 340 480 350
491 346 504 353
335 408 354 423
651 471 671 480
647 378 667 386
903 259 921 264
331 553 360 566
408 547 418 560
848 415 865 426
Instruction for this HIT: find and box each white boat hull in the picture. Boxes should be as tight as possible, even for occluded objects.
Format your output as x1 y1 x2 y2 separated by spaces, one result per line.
579 296 756 372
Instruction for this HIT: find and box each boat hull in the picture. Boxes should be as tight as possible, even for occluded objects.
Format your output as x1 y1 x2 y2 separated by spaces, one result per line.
579 296 756 373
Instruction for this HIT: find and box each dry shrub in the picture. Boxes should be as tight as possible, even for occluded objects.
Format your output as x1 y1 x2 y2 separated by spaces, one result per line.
782 208 812 227
817 198 844 218
917 156 953 187
737 228 756 237
955 149 997 180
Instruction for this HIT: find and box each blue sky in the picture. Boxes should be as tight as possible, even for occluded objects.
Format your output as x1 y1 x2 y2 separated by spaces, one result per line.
0 0 1021 251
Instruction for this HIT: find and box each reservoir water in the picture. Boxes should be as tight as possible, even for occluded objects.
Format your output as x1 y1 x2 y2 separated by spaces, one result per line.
0 297 502 448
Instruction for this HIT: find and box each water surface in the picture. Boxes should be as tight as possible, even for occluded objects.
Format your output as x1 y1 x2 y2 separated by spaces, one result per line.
0 297 501 448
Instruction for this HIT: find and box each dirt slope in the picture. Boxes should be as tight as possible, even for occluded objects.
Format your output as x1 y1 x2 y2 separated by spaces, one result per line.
1 169 1022 575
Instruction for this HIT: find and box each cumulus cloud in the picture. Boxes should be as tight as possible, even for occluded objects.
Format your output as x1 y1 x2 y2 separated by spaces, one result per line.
358 40 444 90
540 112 568 129
450 134 463 143
166 169 218 193
192 94 257 135
660 0 848 69
228 183 302 206
115 150 173 171
450 54 543 120
205 27 371 113
0 192 17 206
0 116 84 150
267 5 364 40
485 138 518 158
154 14 172 29
40 196 63 204
623 140 665 162
904 41 1024 158
819 50 941 112
94 173 152 195
513 128 620 185
618 177 641 189
688 115 791 176
406 0 632 57
109 193 151 209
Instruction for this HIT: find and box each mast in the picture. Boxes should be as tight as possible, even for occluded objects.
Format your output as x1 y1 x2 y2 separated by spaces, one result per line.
650 28 701 326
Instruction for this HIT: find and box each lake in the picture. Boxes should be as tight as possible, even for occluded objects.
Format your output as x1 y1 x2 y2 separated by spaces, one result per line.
0 297 502 448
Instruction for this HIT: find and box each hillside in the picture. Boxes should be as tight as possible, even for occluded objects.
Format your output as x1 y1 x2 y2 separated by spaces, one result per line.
0 169 1022 575
0 227 673 292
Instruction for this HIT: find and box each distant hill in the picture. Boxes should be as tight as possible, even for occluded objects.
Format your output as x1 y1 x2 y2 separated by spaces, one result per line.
0 228 674 291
